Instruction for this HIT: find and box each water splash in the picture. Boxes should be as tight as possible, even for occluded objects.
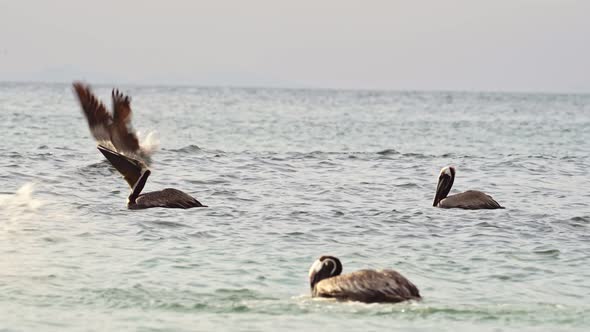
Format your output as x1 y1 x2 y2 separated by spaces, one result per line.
0 183 45 225
138 130 160 156
0 183 43 211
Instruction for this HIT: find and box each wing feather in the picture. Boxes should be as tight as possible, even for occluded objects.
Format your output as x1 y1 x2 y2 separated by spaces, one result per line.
72 82 113 142
110 89 141 156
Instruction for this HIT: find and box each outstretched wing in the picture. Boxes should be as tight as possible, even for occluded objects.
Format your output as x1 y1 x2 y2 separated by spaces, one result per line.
441 190 503 209
72 82 113 143
110 89 141 155
315 269 421 303
97 145 147 189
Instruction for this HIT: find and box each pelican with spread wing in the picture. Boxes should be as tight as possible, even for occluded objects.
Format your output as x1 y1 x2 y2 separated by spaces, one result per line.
73 82 205 210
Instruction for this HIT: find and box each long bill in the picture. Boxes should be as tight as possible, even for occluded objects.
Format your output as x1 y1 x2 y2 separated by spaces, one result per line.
433 175 453 207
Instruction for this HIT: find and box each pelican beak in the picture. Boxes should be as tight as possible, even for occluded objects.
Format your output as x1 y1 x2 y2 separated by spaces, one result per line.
433 174 452 207
309 273 319 291
308 259 323 290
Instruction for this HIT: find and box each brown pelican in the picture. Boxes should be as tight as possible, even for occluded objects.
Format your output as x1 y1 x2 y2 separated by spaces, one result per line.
308 256 421 303
433 166 503 209
73 82 153 162
97 145 205 209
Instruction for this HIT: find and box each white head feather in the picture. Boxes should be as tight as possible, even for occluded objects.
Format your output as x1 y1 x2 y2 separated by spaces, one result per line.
309 259 323 278
440 166 454 176
309 257 339 279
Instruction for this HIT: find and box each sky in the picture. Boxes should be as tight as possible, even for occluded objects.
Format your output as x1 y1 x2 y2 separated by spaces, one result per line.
0 0 589 92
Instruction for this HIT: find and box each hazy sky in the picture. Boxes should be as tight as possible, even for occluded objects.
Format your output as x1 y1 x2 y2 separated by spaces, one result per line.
1 0 589 92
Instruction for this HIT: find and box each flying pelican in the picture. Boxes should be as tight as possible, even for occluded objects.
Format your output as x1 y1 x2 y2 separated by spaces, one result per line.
73 82 153 162
308 256 421 303
97 145 206 209
433 166 503 209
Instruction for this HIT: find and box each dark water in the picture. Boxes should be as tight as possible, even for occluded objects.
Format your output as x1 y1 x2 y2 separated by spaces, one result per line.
1 83 589 331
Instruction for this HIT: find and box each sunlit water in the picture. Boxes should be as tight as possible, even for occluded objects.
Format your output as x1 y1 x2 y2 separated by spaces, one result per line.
1 82 589 331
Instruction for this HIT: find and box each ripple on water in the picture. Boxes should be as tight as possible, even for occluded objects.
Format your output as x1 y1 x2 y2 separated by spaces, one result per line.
166 144 202 153
1 85 589 332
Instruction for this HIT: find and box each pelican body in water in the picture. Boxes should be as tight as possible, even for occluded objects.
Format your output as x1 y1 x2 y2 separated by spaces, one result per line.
98 145 205 210
433 166 503 209
308 256 421 303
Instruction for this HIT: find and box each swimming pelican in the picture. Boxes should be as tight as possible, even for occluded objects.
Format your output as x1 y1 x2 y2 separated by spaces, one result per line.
308 256 421 303
433 166 503 209
97 145 205 209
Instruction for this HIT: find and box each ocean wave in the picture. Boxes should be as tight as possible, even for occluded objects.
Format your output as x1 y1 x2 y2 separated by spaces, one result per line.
167 144 202 153
376 148 400 155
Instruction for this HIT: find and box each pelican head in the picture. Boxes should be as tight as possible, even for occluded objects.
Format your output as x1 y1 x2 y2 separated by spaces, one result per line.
308 255 343 291
433 166 456 207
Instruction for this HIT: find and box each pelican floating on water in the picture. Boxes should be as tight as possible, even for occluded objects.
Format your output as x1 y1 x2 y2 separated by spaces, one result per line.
73 82 154 162
433 166 503 209
308 256 421 303
98 145 205 209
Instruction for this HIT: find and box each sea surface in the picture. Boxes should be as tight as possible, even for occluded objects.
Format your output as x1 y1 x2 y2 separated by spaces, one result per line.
1 82 589 331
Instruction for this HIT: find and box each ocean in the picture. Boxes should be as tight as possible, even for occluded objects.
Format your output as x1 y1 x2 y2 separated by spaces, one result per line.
1 82 589 331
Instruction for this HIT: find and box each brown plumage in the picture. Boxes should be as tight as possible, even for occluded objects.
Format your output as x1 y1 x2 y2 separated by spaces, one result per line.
308 256 421 303
73 82 146 161
131 189 203 210
433 166 503 210
98 145 205 210
438 190 502 209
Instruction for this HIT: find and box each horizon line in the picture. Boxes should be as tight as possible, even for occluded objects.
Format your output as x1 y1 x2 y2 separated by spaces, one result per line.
1 79 589 97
